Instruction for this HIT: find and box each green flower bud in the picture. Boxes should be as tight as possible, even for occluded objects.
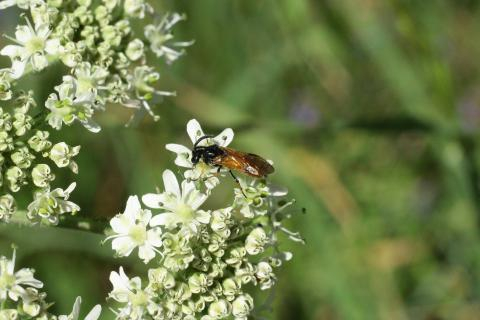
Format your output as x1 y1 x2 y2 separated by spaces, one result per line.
0 309 18 319
101 25 122 47
0 73 12 101
0 131 13 152
81 26 99 49
225 246 246 267
0 109 12 131
188 273 209 294
32 164 55 188
77 0 91 7
94 5 111 25
222 277 241 300
208 299 231 319
126 39 144 61
124 0 148 18
148 267 175 290
232 294 254 319
234 262 256 285
6 166 26 192
49 142 80 168
73 5 94 25
13 113 33 136
47 0 63 8
59 42 82 68
256 261 275 290
28 131 52 153
181 300 195 316
245 227 268 255
0 194 16 221
115 20 131 36
11 147 35 169
22 301 41 317
169 282 191 302
103 0 119 11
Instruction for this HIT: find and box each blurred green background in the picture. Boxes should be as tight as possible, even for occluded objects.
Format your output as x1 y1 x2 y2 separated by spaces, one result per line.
3 0 480 319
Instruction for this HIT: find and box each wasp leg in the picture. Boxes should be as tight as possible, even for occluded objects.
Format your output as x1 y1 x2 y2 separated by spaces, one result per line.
229 170 247 197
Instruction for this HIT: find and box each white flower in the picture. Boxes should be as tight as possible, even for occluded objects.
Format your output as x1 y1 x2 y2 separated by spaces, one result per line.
27 182 80 224
166 119 234 190
142 169 210 233
0 249 43 302
58 296 102 320
0 20 59 78
74 62 108 100
122 65 175 125
144 13 193 64
109 267 152 319
45 76 100 133
106 196 162 263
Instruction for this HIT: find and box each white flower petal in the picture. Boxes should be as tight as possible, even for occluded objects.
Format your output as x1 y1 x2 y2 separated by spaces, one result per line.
35 24 50 39
109 269 130 303
112 236 136 257
195 210 211 224
166 143 191 154
142 193 163 209
214 128 234 147
0 0 16 9
186 119 204 144
10 59 27 79
45 38 60 55
149 213 170 227
31 52 48 71
124 195 141 221
110 215 130 234
80 118 101 133
166 143 192 168
146 228 163 246
138 245 155 263
0 44 21 57
15 25 32 44
85 305 102 320
162 170 180 198
70 297 82 320
189 192 207 210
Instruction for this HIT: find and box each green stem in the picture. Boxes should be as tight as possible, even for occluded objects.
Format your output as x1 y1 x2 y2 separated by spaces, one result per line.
7 212 109 235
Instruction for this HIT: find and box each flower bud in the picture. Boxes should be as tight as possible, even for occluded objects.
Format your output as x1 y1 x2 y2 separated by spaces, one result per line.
232 294 254 318
32 164 55 188
245 227 268 255
208 299 231 319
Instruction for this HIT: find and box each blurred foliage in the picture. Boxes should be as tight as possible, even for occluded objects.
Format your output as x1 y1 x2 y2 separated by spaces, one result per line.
2 0 480 319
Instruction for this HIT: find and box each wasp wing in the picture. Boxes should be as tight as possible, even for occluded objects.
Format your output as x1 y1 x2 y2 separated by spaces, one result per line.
213 147 274 177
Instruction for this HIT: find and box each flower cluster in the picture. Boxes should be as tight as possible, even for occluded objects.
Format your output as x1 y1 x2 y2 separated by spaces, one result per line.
0 89 80 224
0 248 101 319
107 119 303 319
0 0 190 224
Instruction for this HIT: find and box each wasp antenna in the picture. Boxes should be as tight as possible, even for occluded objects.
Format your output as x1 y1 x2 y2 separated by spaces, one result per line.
194 134 216 148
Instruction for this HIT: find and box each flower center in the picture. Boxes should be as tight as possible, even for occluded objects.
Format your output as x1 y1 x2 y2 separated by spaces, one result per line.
0 272 15 290
25 36 45 54
177 203 194 222
129 290 148 306
129 225 147 245
77 77 93 93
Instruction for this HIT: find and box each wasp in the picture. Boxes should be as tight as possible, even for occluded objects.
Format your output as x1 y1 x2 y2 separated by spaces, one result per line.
191 135 274 194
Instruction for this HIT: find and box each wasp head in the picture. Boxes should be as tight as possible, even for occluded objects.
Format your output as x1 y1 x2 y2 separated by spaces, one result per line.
191 148 202 165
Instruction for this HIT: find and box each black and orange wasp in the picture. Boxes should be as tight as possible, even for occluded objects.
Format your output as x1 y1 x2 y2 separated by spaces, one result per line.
191 135 274 194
